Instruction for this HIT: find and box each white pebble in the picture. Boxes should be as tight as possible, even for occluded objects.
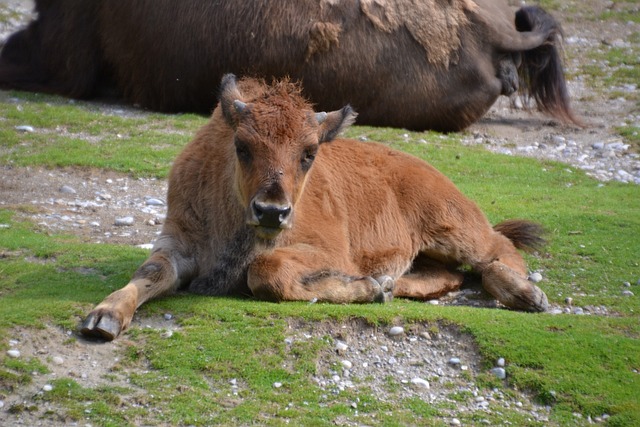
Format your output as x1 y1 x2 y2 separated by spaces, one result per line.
15 125 34 132
491 367 506 379
451 418 461 426
145 198 165 206
114 216 134 226
497 357 505 367
448 357 461 366
273 382 282 388
410 377 430 389
52 356 64 365
59 185 76 194
388 326 404 337
7 350 20 358
622 290 634 297
335 341 348 352
43 384 53 392
341 360 353 369
528 272 543 283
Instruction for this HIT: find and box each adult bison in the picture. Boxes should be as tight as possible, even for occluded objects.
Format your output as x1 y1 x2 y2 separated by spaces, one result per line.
81 74 549 341
1 0 578 131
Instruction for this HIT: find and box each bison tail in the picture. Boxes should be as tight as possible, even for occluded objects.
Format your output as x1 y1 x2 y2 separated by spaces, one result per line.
493 219 546 254
515 6 583 127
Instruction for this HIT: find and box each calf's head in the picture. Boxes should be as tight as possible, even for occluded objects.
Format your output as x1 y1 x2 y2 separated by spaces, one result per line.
219 74 356 240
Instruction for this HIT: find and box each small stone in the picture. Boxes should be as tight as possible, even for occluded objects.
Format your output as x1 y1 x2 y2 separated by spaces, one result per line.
114 216 134 226
622 290 634 297
528 272 543 283
491 367 506 379
161 330 173 339
136 243 154 250
451 418 461 426
43 384 53 392
497 357 505 367
335 341 348 352
351 402 358 409
428 300 439 305
623 282 631 287
0 400 4 409
341 360 353 369
145 198 165 206
419 332 431 340
388 326 404 337
410 377 430 389
273 382 282 388
565 297 573 305
7 350 20 358
573 307 584 315
448 357 461 366
52 356 64 365
15 125 34 132
230 378 237 386
592 142 605 150
163 313 173 320
59 185 77 194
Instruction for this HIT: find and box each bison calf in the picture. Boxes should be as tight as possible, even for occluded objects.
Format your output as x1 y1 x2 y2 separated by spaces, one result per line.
82 75 548 341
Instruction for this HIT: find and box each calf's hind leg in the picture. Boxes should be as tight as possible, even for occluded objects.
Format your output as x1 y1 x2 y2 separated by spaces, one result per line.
394 256 464 300
247 245 394 304
474 233 548 312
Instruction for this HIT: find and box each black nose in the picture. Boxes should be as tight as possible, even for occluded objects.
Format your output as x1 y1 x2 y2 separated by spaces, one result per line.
251 200 292 229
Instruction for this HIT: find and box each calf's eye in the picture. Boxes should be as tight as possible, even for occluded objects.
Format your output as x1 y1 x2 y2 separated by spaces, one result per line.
301 147 317 171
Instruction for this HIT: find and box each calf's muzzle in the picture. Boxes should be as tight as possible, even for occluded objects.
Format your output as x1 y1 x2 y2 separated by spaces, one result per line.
250 199 292 233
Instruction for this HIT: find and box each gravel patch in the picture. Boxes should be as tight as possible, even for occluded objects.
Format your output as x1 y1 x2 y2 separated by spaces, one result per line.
286 319 554 425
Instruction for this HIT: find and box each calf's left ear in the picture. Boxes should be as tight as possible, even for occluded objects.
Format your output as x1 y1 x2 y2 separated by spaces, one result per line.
317 105 357 143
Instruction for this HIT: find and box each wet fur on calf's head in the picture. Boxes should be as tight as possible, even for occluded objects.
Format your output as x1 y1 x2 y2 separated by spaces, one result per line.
215 74 357 240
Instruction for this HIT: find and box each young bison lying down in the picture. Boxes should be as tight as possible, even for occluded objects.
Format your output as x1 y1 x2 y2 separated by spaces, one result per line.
81 75 548 341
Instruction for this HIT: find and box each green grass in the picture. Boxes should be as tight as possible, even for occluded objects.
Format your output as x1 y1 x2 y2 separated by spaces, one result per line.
1 91 639 426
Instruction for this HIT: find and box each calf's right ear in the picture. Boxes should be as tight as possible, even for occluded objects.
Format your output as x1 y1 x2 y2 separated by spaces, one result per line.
219 74 249 128
317 105 358 143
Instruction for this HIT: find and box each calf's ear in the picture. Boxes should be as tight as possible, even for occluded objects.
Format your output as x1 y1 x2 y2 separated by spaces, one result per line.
219 74 250 128
317 105 357 143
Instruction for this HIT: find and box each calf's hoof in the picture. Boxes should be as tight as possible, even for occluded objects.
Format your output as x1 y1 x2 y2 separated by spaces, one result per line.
482 262 549 312
80 310 123 341
373 275 395 303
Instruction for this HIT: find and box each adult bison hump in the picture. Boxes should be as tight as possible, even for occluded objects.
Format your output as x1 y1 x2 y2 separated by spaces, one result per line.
0 0 579 131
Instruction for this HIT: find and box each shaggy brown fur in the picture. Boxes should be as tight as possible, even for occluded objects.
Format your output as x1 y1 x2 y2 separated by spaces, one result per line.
81 75 549 341
0 0 579 131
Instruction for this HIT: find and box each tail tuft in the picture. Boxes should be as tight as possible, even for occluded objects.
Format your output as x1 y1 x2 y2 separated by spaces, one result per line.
494 219 546 253
515 6 583 127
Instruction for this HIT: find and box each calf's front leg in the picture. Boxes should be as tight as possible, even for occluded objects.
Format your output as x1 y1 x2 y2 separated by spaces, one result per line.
247 245 394 303
81 249 184 341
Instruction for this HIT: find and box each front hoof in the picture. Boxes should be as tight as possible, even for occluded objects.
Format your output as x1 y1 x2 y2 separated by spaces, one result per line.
373 275 395 303
80 310 123 341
